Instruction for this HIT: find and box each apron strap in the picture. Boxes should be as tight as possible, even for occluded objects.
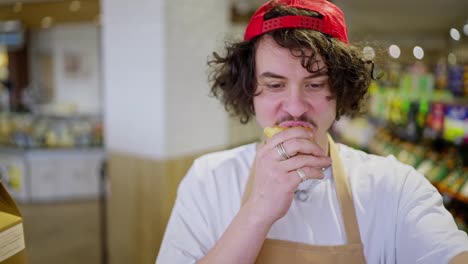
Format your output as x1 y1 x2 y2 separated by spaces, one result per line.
328 134 362 244
241 134 362 245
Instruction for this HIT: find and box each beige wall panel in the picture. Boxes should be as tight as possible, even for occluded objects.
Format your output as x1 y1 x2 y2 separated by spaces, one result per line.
107 152 201 264
0 0 100 29
107 153 141 264
228 116 262 147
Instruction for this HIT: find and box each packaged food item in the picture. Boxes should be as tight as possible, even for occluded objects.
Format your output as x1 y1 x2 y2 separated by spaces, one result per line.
0 182 26 263
426 157 450 184
397 142 413 165
405 102 421 142
456 167 468 200
464 65 468 97
416 151 437 177
382 138 401 157
456 217 468 232
443 104 467 144
424 102 446 140
434 60 447 90
397 142 425 167
411 145 426 168
448 65 464 97
439 166 465 194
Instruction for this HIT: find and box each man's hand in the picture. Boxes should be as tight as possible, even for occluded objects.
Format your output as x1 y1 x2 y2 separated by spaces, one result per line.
246 126 332 225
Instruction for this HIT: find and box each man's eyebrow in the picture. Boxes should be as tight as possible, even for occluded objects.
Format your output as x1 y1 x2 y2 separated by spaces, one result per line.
258 72 286 79
304 71 328 79
258 71 328 79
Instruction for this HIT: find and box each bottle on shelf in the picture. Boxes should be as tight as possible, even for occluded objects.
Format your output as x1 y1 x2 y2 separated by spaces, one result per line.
417 151 437 177
426 154 450 185
439 166 465 195
456 167 468 202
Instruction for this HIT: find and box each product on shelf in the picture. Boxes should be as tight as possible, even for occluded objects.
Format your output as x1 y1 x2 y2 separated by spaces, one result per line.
448 65 464 97
443 104 467 145
434 60 447 90
456 167 468 201
416 151 437 176
464 65 468 97
423 154 450 185
381 137 399 157
397 143 425 168
0 113 103 149
439 166 466 195
452 209 468 233
425 102 445 137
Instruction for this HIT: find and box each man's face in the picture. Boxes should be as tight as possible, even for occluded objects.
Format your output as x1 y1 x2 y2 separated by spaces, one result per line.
253 35 337 143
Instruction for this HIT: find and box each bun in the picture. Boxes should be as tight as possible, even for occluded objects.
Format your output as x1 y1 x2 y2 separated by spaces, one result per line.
263 126 286 138
263 126 312 139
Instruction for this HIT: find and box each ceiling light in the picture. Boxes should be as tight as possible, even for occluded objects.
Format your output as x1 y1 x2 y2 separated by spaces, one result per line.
388 44 401 59
41 17 53 29
448 53 457 65
69 0 81 12
13 2 22 13
463 23 468 36
413 46 424 60
363 46 375 60
450 28 460 41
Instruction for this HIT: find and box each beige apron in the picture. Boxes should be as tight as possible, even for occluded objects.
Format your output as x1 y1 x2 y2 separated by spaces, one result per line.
241 135 366 263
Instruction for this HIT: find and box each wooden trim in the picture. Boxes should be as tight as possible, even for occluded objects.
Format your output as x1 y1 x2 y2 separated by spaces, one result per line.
0 0 100 29
107 150 212 264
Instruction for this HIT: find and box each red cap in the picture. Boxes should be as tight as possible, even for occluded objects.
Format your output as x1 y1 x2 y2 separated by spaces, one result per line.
244 0 348 43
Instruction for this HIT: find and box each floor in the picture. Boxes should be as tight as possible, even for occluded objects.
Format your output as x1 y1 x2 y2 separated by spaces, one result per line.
18 200 102 264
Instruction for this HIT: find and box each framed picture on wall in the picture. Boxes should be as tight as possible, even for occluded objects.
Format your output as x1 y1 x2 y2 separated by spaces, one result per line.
63 50 90 80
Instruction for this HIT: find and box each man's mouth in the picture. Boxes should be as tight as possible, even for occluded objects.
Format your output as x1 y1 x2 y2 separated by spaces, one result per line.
278 120 314 129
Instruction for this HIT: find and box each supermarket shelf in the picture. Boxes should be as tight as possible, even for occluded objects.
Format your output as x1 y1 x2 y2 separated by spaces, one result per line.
435 184 468 205
335 119 468 207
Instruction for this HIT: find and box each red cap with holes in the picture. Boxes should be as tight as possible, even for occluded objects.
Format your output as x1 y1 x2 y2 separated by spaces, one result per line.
244 0 348 43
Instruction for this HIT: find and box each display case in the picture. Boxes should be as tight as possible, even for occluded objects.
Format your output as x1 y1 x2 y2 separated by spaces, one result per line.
0 113 105 203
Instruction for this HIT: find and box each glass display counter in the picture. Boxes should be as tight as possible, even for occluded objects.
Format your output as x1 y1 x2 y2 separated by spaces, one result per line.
0 113 105 203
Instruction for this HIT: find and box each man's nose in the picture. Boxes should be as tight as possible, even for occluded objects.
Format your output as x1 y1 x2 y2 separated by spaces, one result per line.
283 89 309 118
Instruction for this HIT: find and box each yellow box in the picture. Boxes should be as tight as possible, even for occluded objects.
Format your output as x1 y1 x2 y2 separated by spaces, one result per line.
0 182 26 264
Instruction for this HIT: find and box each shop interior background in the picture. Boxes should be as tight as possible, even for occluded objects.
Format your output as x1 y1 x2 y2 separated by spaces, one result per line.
0 0 467 263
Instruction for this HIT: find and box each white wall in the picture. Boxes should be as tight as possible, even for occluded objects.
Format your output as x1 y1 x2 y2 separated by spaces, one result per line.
165 0 230 157
103 0 232 159
53 24 101 114
102 0 166 159
29 28 54 104
29 24 101 114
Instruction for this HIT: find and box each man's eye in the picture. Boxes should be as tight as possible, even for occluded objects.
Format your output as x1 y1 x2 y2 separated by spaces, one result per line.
266 83 284 89
306 83 325 89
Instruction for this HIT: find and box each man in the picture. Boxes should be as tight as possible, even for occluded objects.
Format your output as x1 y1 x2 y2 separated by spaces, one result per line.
156 0 468 263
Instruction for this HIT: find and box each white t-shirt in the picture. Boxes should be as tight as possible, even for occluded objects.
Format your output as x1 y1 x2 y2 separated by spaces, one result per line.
156 143 468 264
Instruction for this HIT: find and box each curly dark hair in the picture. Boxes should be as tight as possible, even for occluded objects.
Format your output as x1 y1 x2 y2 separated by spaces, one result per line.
208 4 372 124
